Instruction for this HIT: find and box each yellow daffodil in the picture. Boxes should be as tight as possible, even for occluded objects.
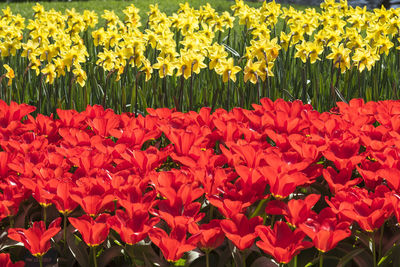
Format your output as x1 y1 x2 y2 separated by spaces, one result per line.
152 56 176 78
244 60 262 84
3 64 14 86
41 63 57 84
215 57 241 83
326 43 351 73
352 46 379 72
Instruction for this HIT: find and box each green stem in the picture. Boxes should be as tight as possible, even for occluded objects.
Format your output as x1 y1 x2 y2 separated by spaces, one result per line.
9 215 14 228
206 250 210 267
39 255 43 267
294 255 297 267
379 225 384 261
250 199 267 218
319 251 323 267
92 246 98 267
43 206 47 227
189 65 194 111
371 232 377 267
63 213 67 244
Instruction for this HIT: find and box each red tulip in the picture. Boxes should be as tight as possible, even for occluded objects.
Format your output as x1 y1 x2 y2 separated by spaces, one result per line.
257 166 310 199
256 221 312 264
322 166 361 194
149 225 200 262
69 214 110 247
265 194 320 228
107 210 159 245
299 207 351 252
197 220 225 250
326 186 392 232
220 213 263 250
51 180 79 215
8 218 61 257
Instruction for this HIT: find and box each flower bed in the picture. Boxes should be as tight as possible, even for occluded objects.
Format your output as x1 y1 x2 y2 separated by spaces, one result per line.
0 98 400 266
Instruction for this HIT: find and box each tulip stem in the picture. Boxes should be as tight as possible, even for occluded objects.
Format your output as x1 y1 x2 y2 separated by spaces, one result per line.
371 233 377 267
206 251 210 267
63 214 67 244
250 199 267 218
43 206 47 227
39 255 43 267
319 251 323 267
91 246 98 267
379 225 384 260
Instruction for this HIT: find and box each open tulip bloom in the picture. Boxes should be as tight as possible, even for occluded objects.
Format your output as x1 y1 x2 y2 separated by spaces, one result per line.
8 218 61 258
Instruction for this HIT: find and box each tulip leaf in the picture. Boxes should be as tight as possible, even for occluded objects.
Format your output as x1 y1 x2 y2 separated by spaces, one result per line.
250 256 278 267
337 248 365 267
66 232 89 267
378 242 400 267
336 242 373 267
98 246 123 267
14 202 33 228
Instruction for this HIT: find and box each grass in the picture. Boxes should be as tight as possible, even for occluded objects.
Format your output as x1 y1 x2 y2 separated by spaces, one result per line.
0 0 310 24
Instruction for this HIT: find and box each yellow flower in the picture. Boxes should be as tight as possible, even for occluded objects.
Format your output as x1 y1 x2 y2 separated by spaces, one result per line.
257 60 274 80
152 56 176 78
123 4 141 28
244 60 262 84
375 37 393 56
326 43 351 73
140 58 153 81
3 64 14 86
102 10 120 28
41 63 57 84
92 28 105 47
96 48 116 71
32 3 45 18
176 51 207 79
352 46 379 72
215 57 241 83
295 41 323 64
280 32 291 51
73 67 87 87
208 44 228 70
83 10 98 30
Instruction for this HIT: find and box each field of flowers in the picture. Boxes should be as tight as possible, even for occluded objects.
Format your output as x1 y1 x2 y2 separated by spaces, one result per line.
3 0 400 266
1 98 400 266
0 0 400 114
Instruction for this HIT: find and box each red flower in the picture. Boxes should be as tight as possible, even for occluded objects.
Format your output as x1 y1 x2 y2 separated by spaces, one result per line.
197 220 225 250
265 194 320 228
0 253 24 267
8 218 61 257
51 180 79 215
257 166 310 199
69 214 110 247
299 207 351 252
107 210 159 245
326 186 392 232
322 166 361 194
220 213 263 250
149 225 200 262
323 138 363 170
256 221 312 264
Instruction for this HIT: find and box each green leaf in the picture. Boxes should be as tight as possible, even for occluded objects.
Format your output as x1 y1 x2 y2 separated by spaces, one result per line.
223 44 240 58
98 246 123 267
337 248 365 267
67 232 89 267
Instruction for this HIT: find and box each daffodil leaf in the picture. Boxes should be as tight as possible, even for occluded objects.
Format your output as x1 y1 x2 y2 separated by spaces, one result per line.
223 44 240 58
